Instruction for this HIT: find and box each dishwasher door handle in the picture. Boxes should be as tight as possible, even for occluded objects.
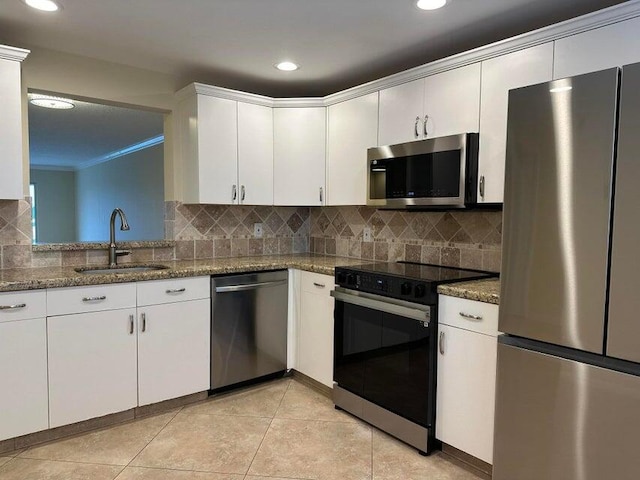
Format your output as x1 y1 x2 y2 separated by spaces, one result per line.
215 279 288 293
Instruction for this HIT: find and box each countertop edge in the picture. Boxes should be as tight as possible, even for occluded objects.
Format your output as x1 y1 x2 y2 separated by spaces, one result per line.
437 279 501 305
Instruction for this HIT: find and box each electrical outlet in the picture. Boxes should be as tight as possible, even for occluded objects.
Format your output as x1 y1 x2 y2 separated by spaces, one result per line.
363 227 372 242
254 223 263 238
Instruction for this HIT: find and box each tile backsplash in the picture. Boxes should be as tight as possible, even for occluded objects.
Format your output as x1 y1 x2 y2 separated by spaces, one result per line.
0 199 502 272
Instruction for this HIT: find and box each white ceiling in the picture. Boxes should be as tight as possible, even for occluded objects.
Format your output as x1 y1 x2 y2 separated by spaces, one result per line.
28 97 164 169
0 0 629 97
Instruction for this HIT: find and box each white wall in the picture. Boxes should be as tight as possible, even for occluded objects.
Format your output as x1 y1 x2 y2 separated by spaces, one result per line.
75 144 164 242
29 168 77 243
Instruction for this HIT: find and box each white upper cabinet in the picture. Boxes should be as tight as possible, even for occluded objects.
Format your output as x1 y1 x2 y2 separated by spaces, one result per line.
478 43 554 203
554 17 640 79
0 46 29 200
378 79 425 146
326 93 378 206
378 63 481 146
238 102 274 205
423 63 481 138
273 107 326 206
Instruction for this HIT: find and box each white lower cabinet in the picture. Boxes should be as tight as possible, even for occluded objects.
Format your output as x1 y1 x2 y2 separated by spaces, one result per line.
297 271 334 387
137 298 210 406
436 295 499 464
47 308 138 427
0 311 49 440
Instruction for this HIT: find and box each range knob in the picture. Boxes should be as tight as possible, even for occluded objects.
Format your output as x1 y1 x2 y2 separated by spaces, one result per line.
414 284 426 298
400 282 412 295
336 271 347 284
346 273 357 286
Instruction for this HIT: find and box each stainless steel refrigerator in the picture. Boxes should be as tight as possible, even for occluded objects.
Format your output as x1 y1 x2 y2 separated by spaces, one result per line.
494 64 640 480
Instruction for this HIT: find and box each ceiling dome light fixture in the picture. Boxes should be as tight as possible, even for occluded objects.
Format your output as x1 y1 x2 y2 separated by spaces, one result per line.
29 95 75 109
416 0 447 10
275 61 299 72
23 0 60 11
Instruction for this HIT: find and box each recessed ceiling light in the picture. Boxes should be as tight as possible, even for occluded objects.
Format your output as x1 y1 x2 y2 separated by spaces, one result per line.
275 61 299 72
416 0 447 10
29 95 74 109
23 0 60 11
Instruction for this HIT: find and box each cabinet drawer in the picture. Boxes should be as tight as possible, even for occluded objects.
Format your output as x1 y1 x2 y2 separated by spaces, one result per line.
137 276 210 306
0 290 46 322
47 283 136 316
301 271 334 296
438 295 499 336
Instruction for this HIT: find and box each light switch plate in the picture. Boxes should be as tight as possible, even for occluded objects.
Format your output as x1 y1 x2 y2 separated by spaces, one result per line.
363 227 372 242
254 223 263 238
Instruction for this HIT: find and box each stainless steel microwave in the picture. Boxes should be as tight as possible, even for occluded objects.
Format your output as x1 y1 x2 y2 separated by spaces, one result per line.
367 133 479 209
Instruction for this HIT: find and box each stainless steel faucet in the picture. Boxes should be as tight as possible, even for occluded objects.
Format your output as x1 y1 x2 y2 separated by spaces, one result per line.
109 208 130 267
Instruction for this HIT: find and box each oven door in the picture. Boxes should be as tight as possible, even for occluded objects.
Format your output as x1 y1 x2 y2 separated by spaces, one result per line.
331 287 435 428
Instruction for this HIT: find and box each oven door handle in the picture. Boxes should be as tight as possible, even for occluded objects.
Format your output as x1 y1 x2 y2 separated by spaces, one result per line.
331 289 430 323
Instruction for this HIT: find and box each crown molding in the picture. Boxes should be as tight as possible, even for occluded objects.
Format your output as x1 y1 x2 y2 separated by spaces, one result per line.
177 0 640 108
0 44 30 62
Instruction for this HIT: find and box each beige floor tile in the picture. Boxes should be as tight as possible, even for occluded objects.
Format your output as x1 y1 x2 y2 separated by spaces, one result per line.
184 379 290 418
0 459 9 468
372 430 482 480
0 458 122 480
131 413 270 474
19 411 177 466
115 466 243 479
275 381 358 423
246 477 307 480
248 418 372 480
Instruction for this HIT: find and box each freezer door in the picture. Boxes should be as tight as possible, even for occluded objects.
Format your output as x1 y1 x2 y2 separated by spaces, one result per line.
608 62 640 363
500 68 618 353
493 342 640 480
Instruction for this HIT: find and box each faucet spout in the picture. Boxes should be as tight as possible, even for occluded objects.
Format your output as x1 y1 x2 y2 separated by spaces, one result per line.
109 208 130 267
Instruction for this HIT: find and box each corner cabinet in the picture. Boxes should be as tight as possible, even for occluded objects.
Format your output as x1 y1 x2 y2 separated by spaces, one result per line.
273 107 327 206
378 63 481 146
477 43 553 204
436 295 499 465
326 93 378 206
0 45 29 200
177 85 274 205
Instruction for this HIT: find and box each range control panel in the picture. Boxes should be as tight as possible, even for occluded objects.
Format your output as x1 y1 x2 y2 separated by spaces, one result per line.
335 267 436 305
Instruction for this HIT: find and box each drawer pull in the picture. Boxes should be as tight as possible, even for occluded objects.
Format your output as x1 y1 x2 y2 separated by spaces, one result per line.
82 296 107 302
459 312 483 321
313 282 326 288
166 288 186 294
0 303 26 311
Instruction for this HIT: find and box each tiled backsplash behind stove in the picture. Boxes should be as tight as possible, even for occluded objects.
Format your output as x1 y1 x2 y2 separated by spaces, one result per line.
0 199 501 272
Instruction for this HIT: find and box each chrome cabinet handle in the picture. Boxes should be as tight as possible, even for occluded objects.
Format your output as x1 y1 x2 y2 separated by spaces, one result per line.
82 296 106 302
424 114 429 136
313 282 326 288
141 312 146 333
459 312 483 321
241 185 246 202
232 185 237 202
166 288 186 294
439 331 445 354
414 116 420 137
129 314 134 335
479 175 485 199
319 187 323 203
0 303 26 310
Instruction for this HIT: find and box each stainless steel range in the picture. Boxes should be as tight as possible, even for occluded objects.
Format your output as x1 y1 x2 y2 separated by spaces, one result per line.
331 262 495 455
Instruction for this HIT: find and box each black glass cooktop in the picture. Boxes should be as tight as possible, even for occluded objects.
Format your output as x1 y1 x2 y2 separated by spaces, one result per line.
342 261 496 284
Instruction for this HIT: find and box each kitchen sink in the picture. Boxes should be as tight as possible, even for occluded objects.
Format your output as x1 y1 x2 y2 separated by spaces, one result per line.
74 265 170 275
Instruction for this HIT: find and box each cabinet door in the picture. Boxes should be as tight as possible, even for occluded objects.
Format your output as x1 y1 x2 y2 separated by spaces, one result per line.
137 299 210 405
48 309 138 427
326 93 379 206
273 107 326 206
0 58 24 200
554 16 640 79
0 318 49 441
238 102 274 205
298 273 334 387
436 324 497 464
478 43 553 203
423 63 481 138
378 78 425 145
195 95 238 204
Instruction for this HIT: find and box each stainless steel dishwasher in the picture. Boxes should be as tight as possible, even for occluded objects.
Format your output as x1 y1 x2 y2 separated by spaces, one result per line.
211 270 288 390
